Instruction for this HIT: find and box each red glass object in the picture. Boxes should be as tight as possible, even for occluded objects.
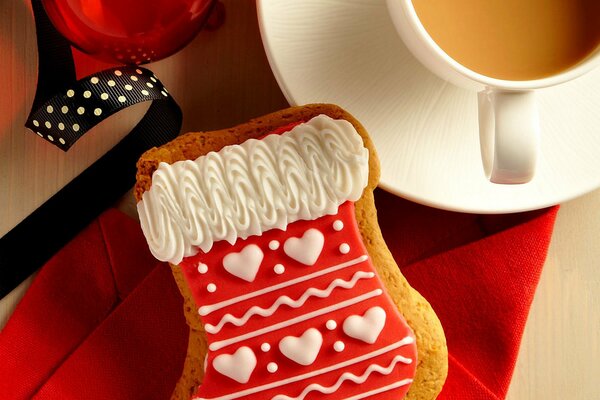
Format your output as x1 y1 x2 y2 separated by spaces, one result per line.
41 0 216 65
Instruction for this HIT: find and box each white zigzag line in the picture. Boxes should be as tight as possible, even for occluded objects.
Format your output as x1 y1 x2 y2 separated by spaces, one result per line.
343 379 414 400
205 271 375 334
209 289 383 351
198 255 368 316
194 337 414 400
271 355 413 400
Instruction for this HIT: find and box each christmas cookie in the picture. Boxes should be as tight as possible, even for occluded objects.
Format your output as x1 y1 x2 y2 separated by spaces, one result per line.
134 104 447 400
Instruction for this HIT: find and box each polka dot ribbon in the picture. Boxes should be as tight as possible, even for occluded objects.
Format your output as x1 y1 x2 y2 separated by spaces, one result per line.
0 0 184 297
25 67 173 150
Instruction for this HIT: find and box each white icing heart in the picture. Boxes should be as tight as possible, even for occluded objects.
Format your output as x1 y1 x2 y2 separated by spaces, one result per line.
343 306 387 344
222 244 263 282
212 346 257 383
278 328 323 366
283 229 324 266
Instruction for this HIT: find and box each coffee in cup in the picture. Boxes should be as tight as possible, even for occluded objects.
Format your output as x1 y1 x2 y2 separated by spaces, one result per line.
411 0 600 81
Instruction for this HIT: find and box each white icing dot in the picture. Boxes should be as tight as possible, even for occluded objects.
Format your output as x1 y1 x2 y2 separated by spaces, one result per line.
61 106 68 113
94 108 102 116
207 283 216 293
107 80 116 87
268 240 280 250
325 320 337 330
77 107 85 115
333 220 344 231
90 77 99 84
130 75 139 81
44 121 51 128
161 91 168 97
339 243 350 254
260 343 271 352
46 105 53 113
114 70 122 76
72 123 80 132
141 90 149 96
146 82 154 88
267 362 278 373
36 131 42 137
32 120 39 127
136 69 143 74
47 135 54 141
83 90 91 98
274 264 285 275
66 89 74 97
333 341 345 352
150 76 157 83
130 55 137 60
59 138 65 145
58 122 65 130
197 263 208 274
100 93 109 100
118 95 127 103
125 84 133 91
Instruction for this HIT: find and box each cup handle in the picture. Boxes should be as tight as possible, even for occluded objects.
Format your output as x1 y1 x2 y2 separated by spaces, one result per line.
477 89 540 184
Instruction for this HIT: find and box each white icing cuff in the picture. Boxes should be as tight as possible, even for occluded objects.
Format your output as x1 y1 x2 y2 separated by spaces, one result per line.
137 114 369 264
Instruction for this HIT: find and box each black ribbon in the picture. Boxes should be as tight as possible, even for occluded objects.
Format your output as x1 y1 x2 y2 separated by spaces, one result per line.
0 0 183 297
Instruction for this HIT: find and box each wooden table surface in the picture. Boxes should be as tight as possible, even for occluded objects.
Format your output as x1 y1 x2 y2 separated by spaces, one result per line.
1 1 598 399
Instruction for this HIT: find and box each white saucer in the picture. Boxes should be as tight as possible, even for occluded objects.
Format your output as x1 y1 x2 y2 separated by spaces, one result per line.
257 0 600 213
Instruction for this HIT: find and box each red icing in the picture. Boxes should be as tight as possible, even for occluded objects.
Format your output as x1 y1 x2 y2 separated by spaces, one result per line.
261 121 303 138
180 202 417 400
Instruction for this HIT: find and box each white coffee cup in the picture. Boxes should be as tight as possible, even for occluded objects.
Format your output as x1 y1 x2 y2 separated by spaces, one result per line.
386 0 600 184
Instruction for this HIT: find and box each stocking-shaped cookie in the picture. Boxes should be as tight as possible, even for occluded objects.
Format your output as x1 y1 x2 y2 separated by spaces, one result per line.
138 115 419 400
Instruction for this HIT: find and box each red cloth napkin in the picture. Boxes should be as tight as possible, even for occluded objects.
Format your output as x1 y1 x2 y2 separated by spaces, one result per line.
0 190 558 400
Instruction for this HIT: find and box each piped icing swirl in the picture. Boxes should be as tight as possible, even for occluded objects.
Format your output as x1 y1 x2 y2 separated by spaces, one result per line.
137 114 369 264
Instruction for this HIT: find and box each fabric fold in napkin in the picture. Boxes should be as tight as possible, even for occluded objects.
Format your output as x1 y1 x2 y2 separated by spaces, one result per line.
0 190 558 400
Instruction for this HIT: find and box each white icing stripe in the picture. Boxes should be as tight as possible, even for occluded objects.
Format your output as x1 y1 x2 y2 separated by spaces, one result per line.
205 271 375 334
209 289 383 351
271 355 413 400
198 255 368 316
137 114 370 264
194 337 414 400
342 379 414 400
